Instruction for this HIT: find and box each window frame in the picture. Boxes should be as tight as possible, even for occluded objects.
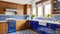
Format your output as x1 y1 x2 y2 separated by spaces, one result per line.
36 1 52 17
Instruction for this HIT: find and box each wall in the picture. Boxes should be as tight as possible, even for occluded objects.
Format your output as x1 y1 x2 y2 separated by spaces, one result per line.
31 0 40 16
0 1 24 15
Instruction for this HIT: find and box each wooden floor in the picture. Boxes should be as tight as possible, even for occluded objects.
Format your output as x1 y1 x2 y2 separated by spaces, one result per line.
8 30 40 34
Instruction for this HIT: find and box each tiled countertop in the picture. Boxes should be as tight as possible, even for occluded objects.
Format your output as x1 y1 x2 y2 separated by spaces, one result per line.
0 20 7 22
0 19 27 22
0 19 60 25
30 19 60 25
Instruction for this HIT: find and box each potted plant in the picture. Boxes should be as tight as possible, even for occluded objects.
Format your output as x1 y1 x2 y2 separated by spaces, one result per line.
31 14 36 19
47 14 51 18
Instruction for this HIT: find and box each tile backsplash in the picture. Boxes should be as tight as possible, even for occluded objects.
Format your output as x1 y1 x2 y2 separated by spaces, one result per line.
53 14 60 20
35 14 60 21
0 15 27 21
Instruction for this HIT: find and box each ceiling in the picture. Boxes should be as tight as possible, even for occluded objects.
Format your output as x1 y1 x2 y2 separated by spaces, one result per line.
0 0 32 4
0 0 40 4
0 0 59 4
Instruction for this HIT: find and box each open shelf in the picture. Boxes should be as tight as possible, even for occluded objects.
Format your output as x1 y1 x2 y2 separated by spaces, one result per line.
53 0 60 12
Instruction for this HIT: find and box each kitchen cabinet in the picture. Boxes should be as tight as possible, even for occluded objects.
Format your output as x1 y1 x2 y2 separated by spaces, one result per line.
25 20 30 29
55 24 60 28
16 20 26 31
0 22 8 34
51 0 60 14
24 4 32 15
30 21 55 34
30 21 39 30
47 23 56 30
47 23 60 30
0 1 24 15
53 0 60 12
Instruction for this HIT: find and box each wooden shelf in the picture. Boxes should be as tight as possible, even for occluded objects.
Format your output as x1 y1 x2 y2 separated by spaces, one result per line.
53 0 60 13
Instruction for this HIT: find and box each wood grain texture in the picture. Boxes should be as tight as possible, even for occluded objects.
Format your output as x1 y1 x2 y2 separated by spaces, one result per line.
16 20 26 31
24 4 32 15
25 20 30 29
16 20 30 31
0 1 24 14
0 22 8 34
50 0 60 14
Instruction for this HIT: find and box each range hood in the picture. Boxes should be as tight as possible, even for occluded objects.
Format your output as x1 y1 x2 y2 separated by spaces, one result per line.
6 8 18 12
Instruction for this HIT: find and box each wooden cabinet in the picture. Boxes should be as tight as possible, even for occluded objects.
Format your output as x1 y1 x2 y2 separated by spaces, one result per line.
51 0 60 14
0 22 8 34
16 20 26 31
0 1 7 14
0 1 24 14
24 4 32 15
25 20 30 29
16 20 30 31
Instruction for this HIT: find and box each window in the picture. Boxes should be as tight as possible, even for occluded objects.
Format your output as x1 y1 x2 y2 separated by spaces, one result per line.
38 5 43 17
36 1 51 17
45 4 51 17
32 8 36 15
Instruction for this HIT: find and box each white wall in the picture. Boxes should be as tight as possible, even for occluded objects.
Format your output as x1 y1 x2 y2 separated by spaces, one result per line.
31 0 40 15
0 0 31 4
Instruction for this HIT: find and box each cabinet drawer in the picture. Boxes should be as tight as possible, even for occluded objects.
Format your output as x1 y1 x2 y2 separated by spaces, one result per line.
47 23 56 30
56 25 60 28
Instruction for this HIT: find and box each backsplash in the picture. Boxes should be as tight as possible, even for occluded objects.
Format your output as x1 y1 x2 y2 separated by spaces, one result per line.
35 17 54 21
54 14 60 20
0 15 27 21
35 14 60 21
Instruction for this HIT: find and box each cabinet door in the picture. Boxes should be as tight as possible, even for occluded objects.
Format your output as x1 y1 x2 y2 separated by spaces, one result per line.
0 22 8 34
47 23 56 30
55 24 60 28
25 20 30 29
16 20 26 31
30 21 39 30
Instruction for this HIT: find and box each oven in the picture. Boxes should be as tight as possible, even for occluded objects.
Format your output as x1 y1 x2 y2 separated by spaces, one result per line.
8 20 16 33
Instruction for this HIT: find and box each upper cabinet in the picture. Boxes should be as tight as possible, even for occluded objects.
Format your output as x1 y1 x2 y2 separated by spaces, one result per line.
52 0 60 14
0 1 24 14
24 4 32 15
54 0 60 11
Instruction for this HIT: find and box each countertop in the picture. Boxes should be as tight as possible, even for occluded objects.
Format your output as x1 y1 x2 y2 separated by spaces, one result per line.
0 19 27 22
30 19 60 25
0 20 7 22
0 19 60 25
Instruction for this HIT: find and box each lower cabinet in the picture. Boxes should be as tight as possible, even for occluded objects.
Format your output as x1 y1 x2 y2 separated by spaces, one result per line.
0 22 8 34
30 21 56 34
25 20 30 29
16 20 26 31
47 23 56 30
30 21 39 30
55 24 60 28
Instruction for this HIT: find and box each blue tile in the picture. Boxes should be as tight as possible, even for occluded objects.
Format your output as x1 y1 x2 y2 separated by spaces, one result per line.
0 15 27 21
